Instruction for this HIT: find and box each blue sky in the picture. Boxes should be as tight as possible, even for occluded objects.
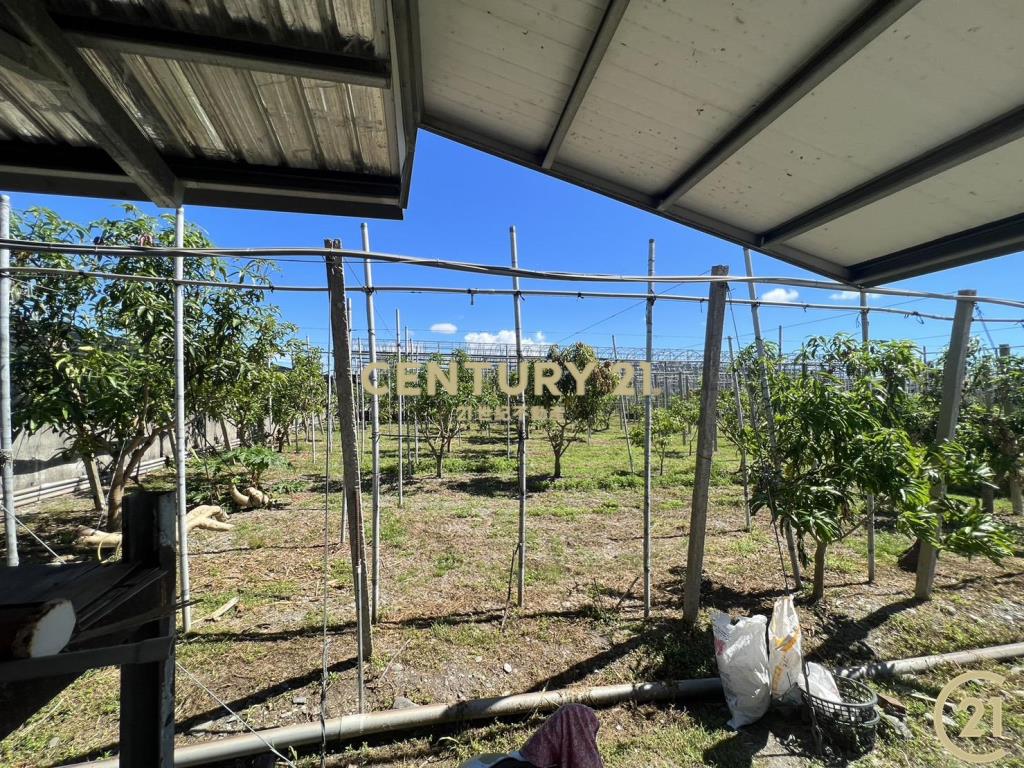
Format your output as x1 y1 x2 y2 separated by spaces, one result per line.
10 130 1024 360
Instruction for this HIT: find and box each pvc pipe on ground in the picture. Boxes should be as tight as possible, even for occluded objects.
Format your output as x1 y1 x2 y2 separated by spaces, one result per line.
67 641 1024 767
836 641 1024 680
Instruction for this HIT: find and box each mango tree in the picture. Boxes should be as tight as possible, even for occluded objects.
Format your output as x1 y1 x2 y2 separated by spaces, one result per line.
12 205 281 528
528 343 615 478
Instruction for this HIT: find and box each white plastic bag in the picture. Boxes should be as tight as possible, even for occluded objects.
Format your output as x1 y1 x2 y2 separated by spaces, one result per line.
768 596 803 705
712 611 770 729
798 661 843 703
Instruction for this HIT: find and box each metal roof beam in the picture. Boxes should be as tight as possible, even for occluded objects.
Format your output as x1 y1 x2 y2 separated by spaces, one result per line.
851 212 1024 286
761 104 1024 247
4 0 182 208
0 142 403 218
54 13 391 89
541 0 630 170
0 27 67 86
654 0 922 212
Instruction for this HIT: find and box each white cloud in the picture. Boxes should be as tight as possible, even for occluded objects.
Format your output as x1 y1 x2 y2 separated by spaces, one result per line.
761 287 799 304
829 290 860 301
463 329 547 350
430 322 458 334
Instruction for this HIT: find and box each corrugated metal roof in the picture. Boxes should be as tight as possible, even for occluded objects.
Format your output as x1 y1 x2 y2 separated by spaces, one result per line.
0 0 414 216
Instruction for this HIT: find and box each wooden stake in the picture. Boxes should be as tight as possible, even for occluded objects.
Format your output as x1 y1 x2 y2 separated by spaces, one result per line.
643 240 655 617
915 290 976 600
744 248 802 589
727 336 751 531
861 291 876 583
683 265 730 625
510 226 527 607
324 250 373 658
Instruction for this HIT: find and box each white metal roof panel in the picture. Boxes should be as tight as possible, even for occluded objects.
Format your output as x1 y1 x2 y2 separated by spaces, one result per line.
558 0 865 195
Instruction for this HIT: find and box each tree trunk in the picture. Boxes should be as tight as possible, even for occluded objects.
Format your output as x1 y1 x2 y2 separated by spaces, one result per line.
435 453 443 479
219 419 232 450
1011 476 1024 515
811 541 827 603
82 452 105 513
553 451 562 479
981 485 995 515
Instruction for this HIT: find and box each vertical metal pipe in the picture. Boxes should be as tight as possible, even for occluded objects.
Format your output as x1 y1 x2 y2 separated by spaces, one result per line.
727 336 751 531
860 291 875 583
0 195 15 567
505 345 512 460
611 335 634 474
396 309 404 508
744 248 802 589
510 226 527 607
362 224 381 622
173 206 191 632
916 290 976 599
778 325 783 360
642 240 654 617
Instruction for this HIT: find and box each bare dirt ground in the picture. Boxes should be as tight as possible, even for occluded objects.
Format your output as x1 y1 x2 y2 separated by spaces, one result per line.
3 428 1023 767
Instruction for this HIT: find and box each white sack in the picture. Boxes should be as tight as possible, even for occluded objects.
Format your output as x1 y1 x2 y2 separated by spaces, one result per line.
712 610 770 729
798 661 843 703
768 595 803 705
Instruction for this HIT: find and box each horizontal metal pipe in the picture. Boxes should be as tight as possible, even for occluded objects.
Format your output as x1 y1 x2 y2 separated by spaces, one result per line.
4 238 1024 310
6 266 1024 323
72 679 723 767
69 640 1024 767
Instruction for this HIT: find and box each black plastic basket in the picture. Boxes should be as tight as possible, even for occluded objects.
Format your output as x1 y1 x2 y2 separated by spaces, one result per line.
801 674 879 754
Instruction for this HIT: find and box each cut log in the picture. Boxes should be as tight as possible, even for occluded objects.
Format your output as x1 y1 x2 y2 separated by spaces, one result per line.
0 600 76 659
244 487 269 509
230 485 252 508
75 505 233 552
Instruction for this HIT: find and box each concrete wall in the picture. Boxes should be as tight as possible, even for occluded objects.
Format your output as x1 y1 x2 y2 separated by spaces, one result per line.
12 418 240 507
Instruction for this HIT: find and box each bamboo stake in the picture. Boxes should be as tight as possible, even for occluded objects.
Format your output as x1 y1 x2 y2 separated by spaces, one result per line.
362 224 382 622
727 336 751 532
642 240 654 617
324 249 373 658
916 290 976 600
683 265 730 625
510 226 527 607
744 248 802 589
611 336 634 474
860 291 876 583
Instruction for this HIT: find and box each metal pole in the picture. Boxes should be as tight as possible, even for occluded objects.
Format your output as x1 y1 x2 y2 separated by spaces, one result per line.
744 248 802 589
406 327 416 477
505 346 512 460
362 223 382 623
324 249 373 658
396 309 404 508
642 240 654 617
510 226 527 607
860 291 876 583
173 206 192 632
683 265 730 625
915 290 976 599
778 324 783 359
727 336 751 531
611 335 634 474
0 195 15 567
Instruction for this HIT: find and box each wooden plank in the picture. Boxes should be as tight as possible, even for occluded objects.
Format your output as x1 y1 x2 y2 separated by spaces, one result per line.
683 265 729 625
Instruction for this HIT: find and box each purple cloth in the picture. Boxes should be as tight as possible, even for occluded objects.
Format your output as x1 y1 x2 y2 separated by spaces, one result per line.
519 704 604 768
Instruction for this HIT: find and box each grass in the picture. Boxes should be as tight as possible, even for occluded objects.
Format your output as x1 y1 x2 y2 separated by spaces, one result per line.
3 425 1023 768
